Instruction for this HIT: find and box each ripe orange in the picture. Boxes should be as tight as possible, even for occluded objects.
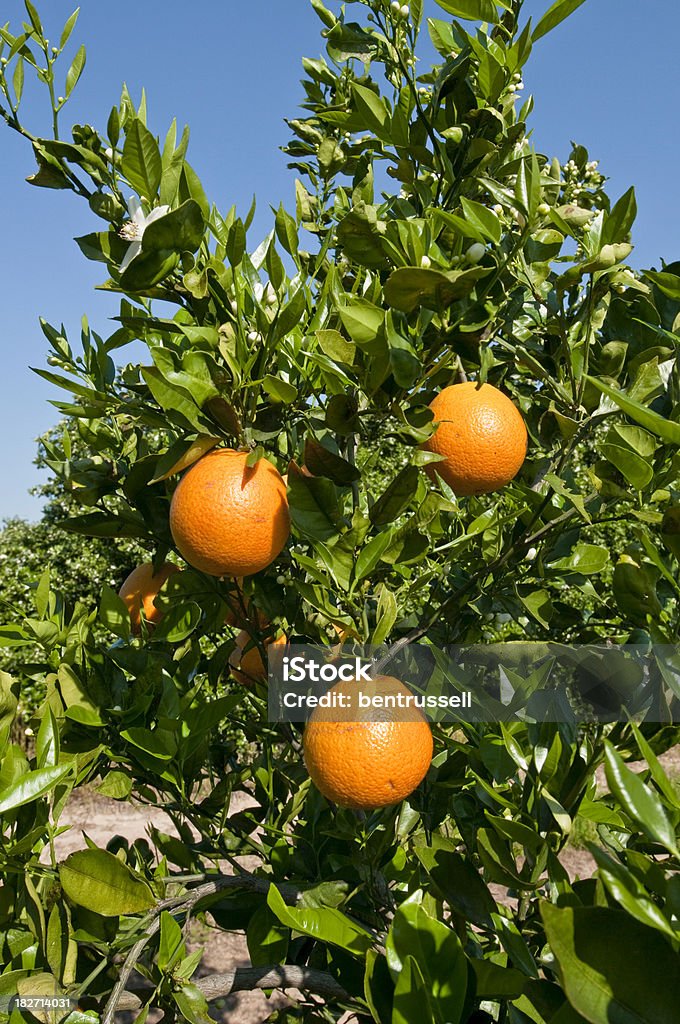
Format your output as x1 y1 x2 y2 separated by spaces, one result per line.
169 448 290 577
230 630 287 688
303 676 433 810
118 562 180 634
422 382 527 495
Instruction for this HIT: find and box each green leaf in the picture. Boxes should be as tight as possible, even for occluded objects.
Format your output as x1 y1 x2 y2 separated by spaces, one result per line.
372 585 398 645
173 982 213 1024
158 910 184 971
59 9 80 51
316 329 356 365
60 849 155 916
152 602 202 643
603 187 637 245
541 903 680 1024
386 899 467 1024
548 543 609 575
533 0 588 42
246 904 289 967
36 706 59 768
288 468 342 541
433 0 500 23
142 200 204 253
586 376 680 444
415 838 496 928
64 43 86 98
384 266 489 314
644 269 680 300
461 197 502 244
99 584 131 640
336 204 388 270
604 742 680 856
263 375 298 404
267 884 372 956
58 510 148 539
0 764 71 814
351 82 390 137
304 438 360 485
599 442 652 490
369 466 420 526
338 298 385 348
393 955 435 1024
120 248 180 290
122 118 162 199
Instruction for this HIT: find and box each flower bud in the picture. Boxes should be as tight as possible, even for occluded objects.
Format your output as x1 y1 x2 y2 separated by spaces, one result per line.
525 547 537 562
400 3 410 16
391 0 400 9
420 255 431 268
465 242 485 264
247 330 260 343
492 203 503 216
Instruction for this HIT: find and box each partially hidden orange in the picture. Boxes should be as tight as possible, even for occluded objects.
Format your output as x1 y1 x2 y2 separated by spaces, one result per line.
303 675 433 810
230 630 287 688
422 381 527 496
169 448 290 577
118 562 180 634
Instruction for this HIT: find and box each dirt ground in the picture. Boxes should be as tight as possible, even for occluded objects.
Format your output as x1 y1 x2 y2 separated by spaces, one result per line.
48 744 679 1024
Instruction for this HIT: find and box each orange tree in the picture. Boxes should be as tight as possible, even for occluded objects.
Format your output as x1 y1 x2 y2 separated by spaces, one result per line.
2 1 680 1022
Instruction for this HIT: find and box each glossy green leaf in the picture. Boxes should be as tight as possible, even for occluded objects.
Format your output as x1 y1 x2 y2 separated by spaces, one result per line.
304 438 360 485
604 742 680 856
370 466 420 526
246 903 289 967
0 763 71 814
586 376 680 444
541 903 680 1024
548 543 609 575
99 584 131 640
267 884 372 956
433 0 500 23
384 266 489 314
60 849 155 916
122 118 162 199
533 0 588 42
386 899 467 1024
142 199 204 253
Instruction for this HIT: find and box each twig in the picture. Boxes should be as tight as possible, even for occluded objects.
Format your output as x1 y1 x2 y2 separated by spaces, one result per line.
112 964 349 1012
101 873 302 1024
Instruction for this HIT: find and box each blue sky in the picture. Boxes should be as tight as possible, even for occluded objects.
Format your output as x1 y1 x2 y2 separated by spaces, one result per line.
1 0 679 521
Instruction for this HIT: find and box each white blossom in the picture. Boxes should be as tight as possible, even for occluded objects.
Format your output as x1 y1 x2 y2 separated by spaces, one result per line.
119 196 170 273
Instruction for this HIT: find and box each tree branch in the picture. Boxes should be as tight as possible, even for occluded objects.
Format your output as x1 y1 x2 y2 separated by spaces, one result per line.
112 964 349 1012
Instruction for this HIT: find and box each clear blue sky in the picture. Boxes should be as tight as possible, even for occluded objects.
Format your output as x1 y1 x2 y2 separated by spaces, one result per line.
1 0 678 521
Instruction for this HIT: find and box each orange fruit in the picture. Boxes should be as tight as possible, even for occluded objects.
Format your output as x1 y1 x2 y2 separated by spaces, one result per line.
118 562 180 634
303 676 433 810
422 382 527 495
169 448 290 577
230 630 287 688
